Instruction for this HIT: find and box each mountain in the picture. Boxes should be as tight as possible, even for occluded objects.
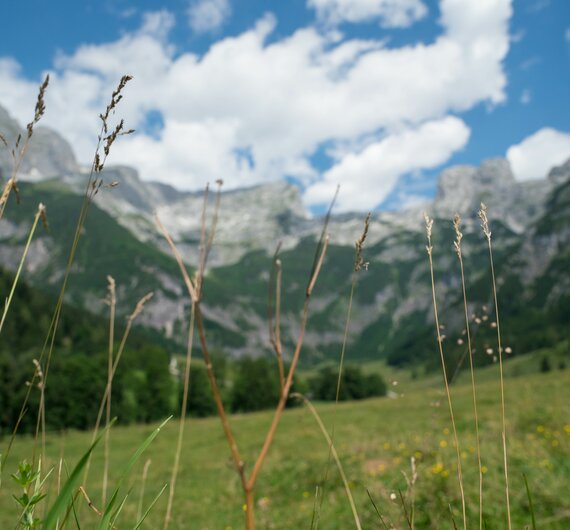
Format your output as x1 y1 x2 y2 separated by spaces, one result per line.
1 105 568 368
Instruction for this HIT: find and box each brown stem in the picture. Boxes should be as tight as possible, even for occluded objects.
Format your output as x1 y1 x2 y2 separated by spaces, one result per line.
195 305 247 489
248 235 328 489
245 487 255 530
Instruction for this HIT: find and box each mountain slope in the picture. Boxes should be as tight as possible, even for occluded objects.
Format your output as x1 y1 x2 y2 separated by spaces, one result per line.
1 105 569 368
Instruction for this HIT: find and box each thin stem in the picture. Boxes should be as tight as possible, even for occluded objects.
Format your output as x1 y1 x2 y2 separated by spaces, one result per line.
102 276 116 507
0 204 44 333
83 292 153 486
315 213 370 526
268 244 284 391
366 489 390 530
295 393 362 530
195 305 247 488
489 243 511 526
398 489 412 530
248 237 329 490
479 203 512 530
424 214 467 530
137 459 152 522
454 214 483 530
163 302 197 530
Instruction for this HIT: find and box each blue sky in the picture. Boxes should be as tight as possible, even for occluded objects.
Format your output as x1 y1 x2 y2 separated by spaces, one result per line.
1 0 569 212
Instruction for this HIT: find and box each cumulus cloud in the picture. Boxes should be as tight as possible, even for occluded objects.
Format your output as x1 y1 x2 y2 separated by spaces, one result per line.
506 128 570 181
307 0 427 28
188 0 231 33
304 117 470 211
0 0 513 211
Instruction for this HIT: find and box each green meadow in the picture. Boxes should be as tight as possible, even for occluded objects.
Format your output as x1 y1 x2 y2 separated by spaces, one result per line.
2 360 569 529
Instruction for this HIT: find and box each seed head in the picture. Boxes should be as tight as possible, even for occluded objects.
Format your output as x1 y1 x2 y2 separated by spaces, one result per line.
453 213 463 256
424 213 434 255
478 202 491 241
354 212 371 272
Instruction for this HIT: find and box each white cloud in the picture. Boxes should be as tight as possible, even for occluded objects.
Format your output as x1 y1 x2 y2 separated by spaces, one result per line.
520 89 531 105
0 0 513 211
188 0 231 33
308 0 427 28
506 128 570 181
304 117 470 211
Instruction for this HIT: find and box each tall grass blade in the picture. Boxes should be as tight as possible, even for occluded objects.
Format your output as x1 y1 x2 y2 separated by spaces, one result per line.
523 473 537 530
366 489 390 530
294 393 362 530
96 417 171 530
133 483 168 530
43 421 114 530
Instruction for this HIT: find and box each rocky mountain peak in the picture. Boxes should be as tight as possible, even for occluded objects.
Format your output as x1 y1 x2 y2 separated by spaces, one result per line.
547 158 570 187
0 105 78 180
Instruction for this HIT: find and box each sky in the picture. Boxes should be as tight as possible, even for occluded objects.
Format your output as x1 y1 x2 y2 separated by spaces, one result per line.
0 0 569 212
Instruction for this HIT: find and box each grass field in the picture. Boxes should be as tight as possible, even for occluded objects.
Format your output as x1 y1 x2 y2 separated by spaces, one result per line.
2 362 569 529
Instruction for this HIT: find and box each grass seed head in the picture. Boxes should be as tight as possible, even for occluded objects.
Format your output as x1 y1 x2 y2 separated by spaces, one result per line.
26 74 49 139
478 202 491 241
354 212 371 272
424 213 434 255
453 213 463 256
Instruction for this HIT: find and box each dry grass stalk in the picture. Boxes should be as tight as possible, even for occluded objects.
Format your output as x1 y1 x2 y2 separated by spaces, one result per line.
401 456 418 529
0 203 48 334
293 393 362 530
137 459 152 522
159 186 332 530
157 181 224 530
453 213 484 530
7 75 134 474
102 275 117 507
424 213 467 530
478 203 512 530
0 75 49 220
268 243 284 391
82 290 154 488
313 213 370 527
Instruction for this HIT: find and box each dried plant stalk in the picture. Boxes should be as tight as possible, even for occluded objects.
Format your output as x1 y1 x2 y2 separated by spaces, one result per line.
82 291 154 488
478 203 512 530
160 184 332 530
158 181 224 530
268 243 284 391
0 75 49 220
314 213 370 527
5 75 134 474
137 459 152 522
0 203 47 334
102 275 116 507
424 213 466 530
453 214 484 530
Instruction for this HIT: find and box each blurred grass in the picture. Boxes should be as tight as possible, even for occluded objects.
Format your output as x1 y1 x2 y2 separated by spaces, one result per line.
1 367 569 529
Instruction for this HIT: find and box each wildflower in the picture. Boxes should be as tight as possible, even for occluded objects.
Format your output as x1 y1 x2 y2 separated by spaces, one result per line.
431 463 444 474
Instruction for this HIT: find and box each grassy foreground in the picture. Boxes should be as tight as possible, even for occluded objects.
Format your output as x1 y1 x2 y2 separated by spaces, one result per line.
2 367 569 529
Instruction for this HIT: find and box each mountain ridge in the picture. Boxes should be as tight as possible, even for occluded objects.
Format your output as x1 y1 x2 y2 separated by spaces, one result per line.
1 104 568 367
